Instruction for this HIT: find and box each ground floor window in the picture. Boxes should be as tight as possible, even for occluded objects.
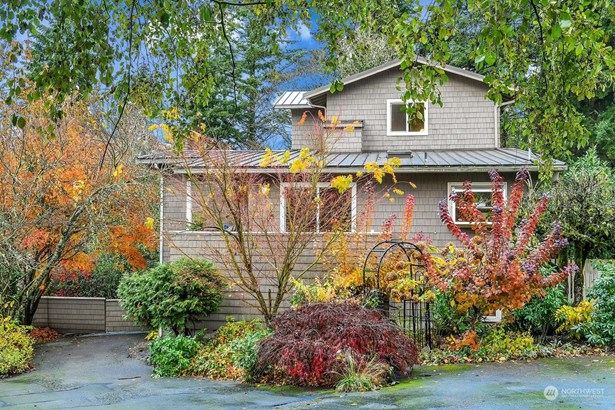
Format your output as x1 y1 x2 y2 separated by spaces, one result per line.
447 181 507 226
280 182 356 233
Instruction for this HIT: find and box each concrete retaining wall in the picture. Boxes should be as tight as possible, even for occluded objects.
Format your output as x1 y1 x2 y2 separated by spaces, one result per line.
33 296 145 334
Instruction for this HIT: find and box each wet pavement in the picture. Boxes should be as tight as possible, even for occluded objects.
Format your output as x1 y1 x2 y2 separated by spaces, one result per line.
0 334 614 409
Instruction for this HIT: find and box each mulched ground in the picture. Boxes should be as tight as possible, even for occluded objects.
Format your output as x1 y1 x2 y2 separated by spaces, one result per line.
29 327 63 344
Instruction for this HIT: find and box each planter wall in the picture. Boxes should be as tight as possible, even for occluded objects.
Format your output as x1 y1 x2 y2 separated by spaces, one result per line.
32 296 145 334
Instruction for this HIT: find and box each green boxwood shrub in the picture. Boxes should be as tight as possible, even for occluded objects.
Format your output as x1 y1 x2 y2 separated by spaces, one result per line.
584 262 615 346
189 320 270 381
511 283 568 341
149 334 202 377
118 258 225 335
0 321 34 377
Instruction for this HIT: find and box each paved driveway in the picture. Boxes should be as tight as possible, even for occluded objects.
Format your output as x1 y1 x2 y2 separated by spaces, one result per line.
1 334 614 409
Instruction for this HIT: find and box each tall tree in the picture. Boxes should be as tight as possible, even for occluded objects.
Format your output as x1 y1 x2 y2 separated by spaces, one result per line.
2 0 614 161
28 20 94 95
0 77 158 324
180 7 307 148
325 29 398 78
545 149 615 303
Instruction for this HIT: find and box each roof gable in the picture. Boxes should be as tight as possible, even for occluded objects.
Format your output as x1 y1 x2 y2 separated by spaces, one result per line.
303 57 486 100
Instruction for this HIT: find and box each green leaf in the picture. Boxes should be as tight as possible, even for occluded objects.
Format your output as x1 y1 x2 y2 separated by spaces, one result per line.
560 19 571 29
159 11 170 28
485 53 496 65
474 54 486 65
552 24 562 40
330 79 344 93
200 6 212 22
11 114 26 129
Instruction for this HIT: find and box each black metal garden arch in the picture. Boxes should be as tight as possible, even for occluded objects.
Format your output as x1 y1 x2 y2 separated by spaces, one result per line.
362 240 432 349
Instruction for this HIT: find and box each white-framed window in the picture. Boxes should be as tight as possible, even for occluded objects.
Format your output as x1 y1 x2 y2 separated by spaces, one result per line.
447 182 507 226
280 182 357 233
185 178 244 232
386 99 428 136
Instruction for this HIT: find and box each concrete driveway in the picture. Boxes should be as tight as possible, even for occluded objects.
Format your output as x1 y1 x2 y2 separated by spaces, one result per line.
1 334 614 409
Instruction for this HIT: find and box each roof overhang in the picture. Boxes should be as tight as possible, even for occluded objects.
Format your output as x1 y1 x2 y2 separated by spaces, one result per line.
273 90 311 109
139 148 566 174
173 165 554 174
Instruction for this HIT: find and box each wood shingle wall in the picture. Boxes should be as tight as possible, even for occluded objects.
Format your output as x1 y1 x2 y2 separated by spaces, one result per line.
161 171 517 329
291 69 497 152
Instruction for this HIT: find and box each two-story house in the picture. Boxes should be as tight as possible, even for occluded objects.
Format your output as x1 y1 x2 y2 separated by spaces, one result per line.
142 59 565 328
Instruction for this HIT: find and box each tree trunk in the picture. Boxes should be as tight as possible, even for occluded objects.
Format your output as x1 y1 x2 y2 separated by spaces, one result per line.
23 298 37 326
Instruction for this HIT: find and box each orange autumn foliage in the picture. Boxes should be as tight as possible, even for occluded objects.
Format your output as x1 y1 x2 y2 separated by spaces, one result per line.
0 91 157 323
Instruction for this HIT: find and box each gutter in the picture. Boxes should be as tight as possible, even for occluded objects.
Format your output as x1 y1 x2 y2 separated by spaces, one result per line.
307 100 327 116
172 165 566 175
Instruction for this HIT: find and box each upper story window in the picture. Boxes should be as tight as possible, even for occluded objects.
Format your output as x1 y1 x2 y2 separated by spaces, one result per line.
386 99 428 136
447 182 507 226
280 182 356 233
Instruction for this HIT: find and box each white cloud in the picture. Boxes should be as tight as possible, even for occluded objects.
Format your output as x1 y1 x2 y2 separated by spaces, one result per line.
296 23 312 40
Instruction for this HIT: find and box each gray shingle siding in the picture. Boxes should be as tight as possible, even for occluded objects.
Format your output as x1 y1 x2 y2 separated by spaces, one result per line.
293 68 497 152
161 170 515 329
163 172 513 249
291 108 320 150
161 174 188 263
157 63 517 328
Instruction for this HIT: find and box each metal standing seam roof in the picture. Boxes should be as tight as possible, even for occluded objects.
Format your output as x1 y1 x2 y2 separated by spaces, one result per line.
273 91 311 108
137 148 566 172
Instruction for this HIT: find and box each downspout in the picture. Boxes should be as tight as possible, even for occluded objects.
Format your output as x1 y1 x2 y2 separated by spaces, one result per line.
158 172 164 265
308 101 327 115
308 100 328 151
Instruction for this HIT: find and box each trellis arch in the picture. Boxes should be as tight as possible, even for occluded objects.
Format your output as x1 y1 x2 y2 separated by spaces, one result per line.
361 239 432 348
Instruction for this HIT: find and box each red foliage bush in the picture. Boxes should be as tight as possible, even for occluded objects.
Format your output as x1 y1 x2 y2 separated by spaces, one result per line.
253 302 419 387
425 168 577 321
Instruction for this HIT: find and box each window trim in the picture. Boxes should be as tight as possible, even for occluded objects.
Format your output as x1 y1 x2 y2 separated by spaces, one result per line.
186 179 192 226
447 182 507 226
280 182 357 233
185 178 242 233
386 99 428 137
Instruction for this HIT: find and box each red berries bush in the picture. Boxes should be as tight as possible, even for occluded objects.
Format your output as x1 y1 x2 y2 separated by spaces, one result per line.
252 302 419 387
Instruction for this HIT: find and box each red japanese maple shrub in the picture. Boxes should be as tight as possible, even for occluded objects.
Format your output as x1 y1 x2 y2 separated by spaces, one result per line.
252 302 418 387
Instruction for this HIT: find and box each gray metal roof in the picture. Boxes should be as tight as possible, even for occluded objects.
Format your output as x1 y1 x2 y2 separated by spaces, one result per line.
273 91 310 108
138 148 566 173
303 57 486 100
